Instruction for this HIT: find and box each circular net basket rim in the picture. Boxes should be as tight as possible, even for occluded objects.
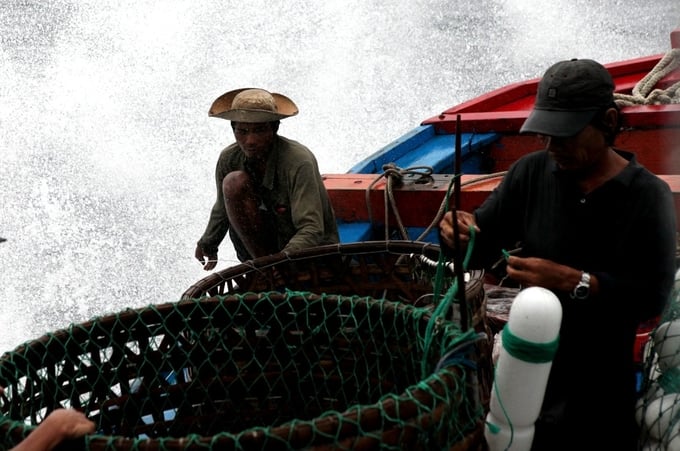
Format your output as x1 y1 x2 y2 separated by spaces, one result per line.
182 240 444 300
0 293 481 449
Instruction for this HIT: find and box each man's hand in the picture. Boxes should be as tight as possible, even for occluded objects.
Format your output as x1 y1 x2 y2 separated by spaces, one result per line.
439 210 480 249
194 244 218 271
11 409 95 451
506 255 582 293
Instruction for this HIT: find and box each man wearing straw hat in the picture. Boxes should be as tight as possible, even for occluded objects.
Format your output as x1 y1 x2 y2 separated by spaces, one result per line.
195 88 339 270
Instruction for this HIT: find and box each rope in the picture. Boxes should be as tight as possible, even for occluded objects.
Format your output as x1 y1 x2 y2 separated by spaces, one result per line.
364 163 507 243
365 50 680 239
614 48 680 106
366 163 434 240
416 171 507 243
500 324 559 364
421 223 478 379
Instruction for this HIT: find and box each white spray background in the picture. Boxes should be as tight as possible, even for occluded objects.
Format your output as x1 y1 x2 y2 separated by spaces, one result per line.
1 0 678 351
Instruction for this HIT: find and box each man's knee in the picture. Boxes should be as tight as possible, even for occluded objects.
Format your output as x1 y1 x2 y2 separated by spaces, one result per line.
222 170 251 198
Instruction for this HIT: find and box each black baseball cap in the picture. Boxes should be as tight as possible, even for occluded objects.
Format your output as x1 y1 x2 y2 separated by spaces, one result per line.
520 59 615 137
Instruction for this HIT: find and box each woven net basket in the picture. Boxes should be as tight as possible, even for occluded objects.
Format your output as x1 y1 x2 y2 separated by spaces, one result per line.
182 241 487 327
0 241 491 450
183 241 493 406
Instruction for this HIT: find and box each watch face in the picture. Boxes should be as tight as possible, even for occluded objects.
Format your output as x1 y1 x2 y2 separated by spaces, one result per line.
575 285 589 298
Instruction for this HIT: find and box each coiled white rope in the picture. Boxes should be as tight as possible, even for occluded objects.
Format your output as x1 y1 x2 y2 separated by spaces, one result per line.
615 48 680 106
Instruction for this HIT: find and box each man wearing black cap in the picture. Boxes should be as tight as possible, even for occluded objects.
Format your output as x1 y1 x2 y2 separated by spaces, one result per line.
439 59 676 450
195 88 339 269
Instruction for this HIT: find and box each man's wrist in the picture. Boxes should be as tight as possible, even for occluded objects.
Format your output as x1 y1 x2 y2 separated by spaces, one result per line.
570 271 591 299
198 242 218 255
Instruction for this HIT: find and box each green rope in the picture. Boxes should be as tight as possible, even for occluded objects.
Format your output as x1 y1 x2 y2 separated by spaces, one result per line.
422 171 480 378
501 325 560 364
487 301 560 451
421 227 477 379
659 367 680 394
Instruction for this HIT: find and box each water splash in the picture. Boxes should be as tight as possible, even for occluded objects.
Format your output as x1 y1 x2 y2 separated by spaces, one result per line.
1 0 678 352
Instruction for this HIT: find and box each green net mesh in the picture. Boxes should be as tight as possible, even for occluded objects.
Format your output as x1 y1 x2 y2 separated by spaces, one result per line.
637 269 680 450
0 241 492 450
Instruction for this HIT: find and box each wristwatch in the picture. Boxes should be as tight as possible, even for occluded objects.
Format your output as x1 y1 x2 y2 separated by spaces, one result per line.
571 272 591 299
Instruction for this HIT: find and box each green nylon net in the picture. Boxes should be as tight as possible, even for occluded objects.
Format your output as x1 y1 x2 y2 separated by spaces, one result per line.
637 269 680 450
0 242 492 451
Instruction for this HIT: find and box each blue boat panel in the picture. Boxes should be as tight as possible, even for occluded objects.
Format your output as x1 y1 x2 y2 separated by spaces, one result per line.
348 126 436 174
405 228 440 244
399 133 500 173
348 126 501 175
338 222 374 243
337 224 441 245
393 134 457 172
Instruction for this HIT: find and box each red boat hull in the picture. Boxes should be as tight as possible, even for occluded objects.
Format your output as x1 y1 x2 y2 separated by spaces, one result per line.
325 29 680 241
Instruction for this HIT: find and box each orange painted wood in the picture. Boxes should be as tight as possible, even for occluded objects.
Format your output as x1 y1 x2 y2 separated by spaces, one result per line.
324 173 680 230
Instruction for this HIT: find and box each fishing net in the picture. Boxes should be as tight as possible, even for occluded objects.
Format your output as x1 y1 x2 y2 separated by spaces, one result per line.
637 269 680 450
182 241 493 411
0 241 492 450
182 241 461 305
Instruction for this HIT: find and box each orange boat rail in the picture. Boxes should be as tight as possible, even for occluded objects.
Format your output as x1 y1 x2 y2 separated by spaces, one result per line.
324 173 680 231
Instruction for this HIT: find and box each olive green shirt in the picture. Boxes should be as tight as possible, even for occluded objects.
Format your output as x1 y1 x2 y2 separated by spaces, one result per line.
198 135 339 261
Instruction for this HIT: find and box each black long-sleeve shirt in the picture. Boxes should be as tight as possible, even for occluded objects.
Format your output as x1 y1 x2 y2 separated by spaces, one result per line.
469 148 676 449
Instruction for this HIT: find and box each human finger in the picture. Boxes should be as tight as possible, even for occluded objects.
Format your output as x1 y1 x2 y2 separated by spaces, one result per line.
46 409 96 437
456 211 480 234
203 255 218 271
438 213 453 244
194 245 206 264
